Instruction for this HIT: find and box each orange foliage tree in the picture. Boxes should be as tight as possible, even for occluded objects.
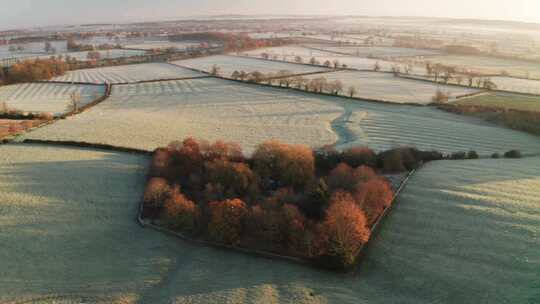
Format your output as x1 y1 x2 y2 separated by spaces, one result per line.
162 188 199 233
142 177 171 218
207 198 248 245
318 191 371 268
355 178 394 225
204 159 259 201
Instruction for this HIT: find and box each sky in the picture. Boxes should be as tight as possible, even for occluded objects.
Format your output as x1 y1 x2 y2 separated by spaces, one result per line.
0 0 538 29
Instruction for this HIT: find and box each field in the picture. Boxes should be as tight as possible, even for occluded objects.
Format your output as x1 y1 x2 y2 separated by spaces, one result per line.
417 55 540 78
0 82 105 115
302 70 479 104
314 46 441 58
455 92 540 112
0 41 68 60
124 41 200 50
485 76 540 94
51 63 205 84
21 78 341 153
2 145 536 303
240 45 346 59
20 77 540 156
61 49 147 61
173 54 330 77
334 100 540 155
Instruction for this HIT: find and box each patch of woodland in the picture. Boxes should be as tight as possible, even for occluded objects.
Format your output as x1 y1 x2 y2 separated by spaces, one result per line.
141 138 441 271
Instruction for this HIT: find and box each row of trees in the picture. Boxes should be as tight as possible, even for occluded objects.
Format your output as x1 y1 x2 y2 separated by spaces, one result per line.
0 58 69 84
257 52 348 69
142 138 442 270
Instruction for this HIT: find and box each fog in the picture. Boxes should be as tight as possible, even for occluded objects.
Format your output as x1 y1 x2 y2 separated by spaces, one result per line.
0 0 537 29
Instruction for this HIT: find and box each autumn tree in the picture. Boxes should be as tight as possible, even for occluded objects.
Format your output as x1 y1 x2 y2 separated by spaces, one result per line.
207 199 248 245
162 188 199 232
354 178 393 225
342 147 377 168
143 177 172 218
318 192 371 269
204 159 259 200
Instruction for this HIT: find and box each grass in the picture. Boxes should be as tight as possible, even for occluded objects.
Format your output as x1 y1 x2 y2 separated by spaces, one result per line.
3 146 536 303
52 62 205 84
455 92 540 112
0 82 105 115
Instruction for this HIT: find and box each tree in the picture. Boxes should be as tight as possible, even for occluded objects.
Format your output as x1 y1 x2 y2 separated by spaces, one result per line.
204 159 259 199
261 52 270 60
231 70 241 80
162 189 199 232
210 64 221 75
332 59 340 68
354 178 393 225
348 86 357 98
431 89 450 103
318 193 370 269
44 41 53 53
342 147 376 168
143 177 172 219
332 80 343 95
239 70 247 81
67 91 82 113
323 60 332 68
373 62 381 72
208 199 248 245
294 56 303 63
87 50 101 61
309 57 318 65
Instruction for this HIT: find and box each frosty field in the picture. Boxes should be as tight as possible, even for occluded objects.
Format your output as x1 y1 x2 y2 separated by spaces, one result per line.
22 78 341 152
315 46 441 58
173 54 330 77
61 49 147 61
485 76 540 94
2 144 536 303
21 77 540 156
0 82 105 115
240 45 346 59
51 63 205 84
124 41 200 51
419 55 540 78
303 70 479 104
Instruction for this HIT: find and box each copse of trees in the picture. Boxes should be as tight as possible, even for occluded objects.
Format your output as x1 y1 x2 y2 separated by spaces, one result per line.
2 58 68 84
141 138 445 271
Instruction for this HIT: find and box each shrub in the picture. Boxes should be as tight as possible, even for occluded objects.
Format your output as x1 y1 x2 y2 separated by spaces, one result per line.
207 199 248 245
491 152 500 159
341 147 376 168
504 150 522 159
317 194 370 270
467 150 479 159
432 89 450 103
450 151 467 160
162 190 199 233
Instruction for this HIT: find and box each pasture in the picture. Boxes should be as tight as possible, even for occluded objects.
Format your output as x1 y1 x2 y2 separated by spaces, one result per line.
302 70 479 104
0 82 105 115
240 45 345 59
173 54 330 77
51 63 205 84
21 78 341 153
420 55 540 78
315 46 441 58
20 77 540 156
3 145 536 303
455 92 540 112
485 76 540 95
124 41 200 51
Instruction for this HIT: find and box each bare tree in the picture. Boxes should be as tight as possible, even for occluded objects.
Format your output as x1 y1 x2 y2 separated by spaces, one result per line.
68 91 82 114
373 62 381 72
348 86 357 98
332 59 340 69
231 70 241 80
333 80 344 95
295 56 303 63
210 64 221 75
323 60 332 68
44 41 53 53
261 52 270 60
309 57 318 65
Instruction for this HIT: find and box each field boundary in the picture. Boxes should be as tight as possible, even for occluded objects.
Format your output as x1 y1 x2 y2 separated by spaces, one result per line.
20 139 153 155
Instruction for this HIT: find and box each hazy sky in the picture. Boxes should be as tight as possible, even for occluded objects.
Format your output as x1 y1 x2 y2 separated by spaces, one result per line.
0 0 538 29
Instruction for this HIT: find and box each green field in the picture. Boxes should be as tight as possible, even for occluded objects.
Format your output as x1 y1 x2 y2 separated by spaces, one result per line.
456 92 540 112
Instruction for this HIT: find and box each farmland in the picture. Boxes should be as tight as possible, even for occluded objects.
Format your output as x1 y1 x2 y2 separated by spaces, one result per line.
21 78 341 152
173 54 330 76
20 77 540 156
2 144 536 303
314 46 441 58
241 45 346 59
51 63 205 84
483 76 540 95
416 55 540 79
302 70 479 104
455 92 540 112
0 82 105 115
124 41 200 51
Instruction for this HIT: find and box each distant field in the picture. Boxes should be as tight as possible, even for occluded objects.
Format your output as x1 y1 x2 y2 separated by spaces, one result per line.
455 92 540 112
419 55 540 78
302 70 479 104
124 41 200 50
22 78 341 152
62 49 147 61
240 45 345 59
52 63 205 84
173 54 330 77
486 76 540 94
315 46 441 58
0 82 105 115
22 77 540 156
